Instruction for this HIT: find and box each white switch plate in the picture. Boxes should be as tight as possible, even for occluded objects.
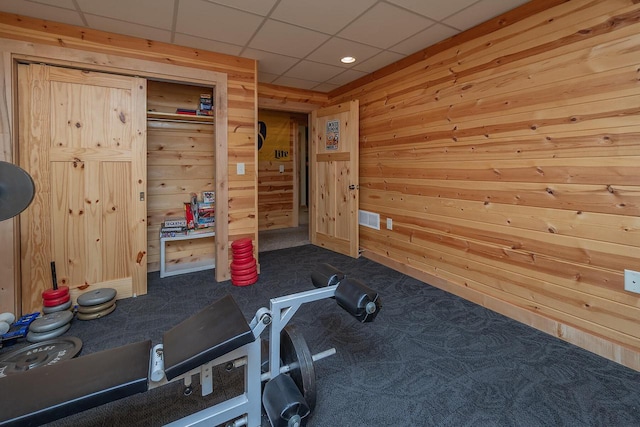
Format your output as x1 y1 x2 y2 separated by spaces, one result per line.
237 163 245 175
624 269 640 293
386 218 393 230
279 164 284 173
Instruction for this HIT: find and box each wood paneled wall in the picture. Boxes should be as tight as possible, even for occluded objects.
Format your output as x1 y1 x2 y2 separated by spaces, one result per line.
257 110 308 231
330 0 640 369
146 81 216 272
0 13 257 313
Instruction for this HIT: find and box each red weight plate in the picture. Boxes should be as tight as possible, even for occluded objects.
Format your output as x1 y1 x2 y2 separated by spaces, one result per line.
42 286 70 300
230 258 256 269
231 238 253 250
42 293 70 307
232 276 258 287
231 267 257 277
232 246 253 256
232 253 255 263
231 271 258 282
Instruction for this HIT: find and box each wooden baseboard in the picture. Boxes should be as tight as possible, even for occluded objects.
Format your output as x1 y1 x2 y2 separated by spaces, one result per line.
362 250 640 372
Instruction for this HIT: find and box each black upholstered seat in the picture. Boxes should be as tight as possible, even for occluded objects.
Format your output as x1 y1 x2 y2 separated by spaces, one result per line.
162 294 254 380
0 339 152 427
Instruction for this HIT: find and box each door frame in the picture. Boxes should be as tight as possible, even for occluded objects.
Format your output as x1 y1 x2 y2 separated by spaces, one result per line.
0 38 229 314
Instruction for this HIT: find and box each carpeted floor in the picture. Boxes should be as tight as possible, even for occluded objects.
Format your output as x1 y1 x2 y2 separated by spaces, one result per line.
6 244 640 426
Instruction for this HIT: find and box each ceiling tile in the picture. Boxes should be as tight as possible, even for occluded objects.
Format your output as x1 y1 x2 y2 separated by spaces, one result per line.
248 19 329 58
176 1 264 45
312 82 341 92
284 60 344 82
271 0 376 35
390 23 459 55
306 37 381 68
258 72 279 84
386 0 477 21
205 0 277 16
272 75 320 90
352 50 405 73
242 48 301 75
444 0 529 31
29 0 75 8
85 15 172 42
77 0 174 29
327 69 369 86
0 0 84 26
337 2 434 49
174 33 243 56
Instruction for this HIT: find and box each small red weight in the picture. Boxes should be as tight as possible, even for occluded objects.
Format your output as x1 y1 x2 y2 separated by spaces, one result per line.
43 293 71 307
42 286 69 300
231 238 252 250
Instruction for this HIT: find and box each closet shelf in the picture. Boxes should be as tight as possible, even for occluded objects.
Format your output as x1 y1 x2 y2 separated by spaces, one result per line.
147 111 214 124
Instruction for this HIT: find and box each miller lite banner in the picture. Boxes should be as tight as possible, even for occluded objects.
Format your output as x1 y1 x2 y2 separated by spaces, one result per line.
258 110 291 162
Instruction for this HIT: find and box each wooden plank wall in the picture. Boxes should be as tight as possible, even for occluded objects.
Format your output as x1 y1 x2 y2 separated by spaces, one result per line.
258 110 307 231
330 0 640 369
146 81 215 272
0 13 257 313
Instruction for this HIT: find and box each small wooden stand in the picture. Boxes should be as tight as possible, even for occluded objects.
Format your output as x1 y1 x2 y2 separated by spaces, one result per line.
160 232 215 278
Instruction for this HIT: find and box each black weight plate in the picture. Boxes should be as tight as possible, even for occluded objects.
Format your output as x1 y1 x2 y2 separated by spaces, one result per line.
29 310 73 333
77 288 117 306
0 336 82 376
281 325 316 411
0 161 35 222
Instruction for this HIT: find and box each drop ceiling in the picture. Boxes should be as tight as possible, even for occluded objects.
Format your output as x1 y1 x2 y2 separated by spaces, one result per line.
0 0 530 92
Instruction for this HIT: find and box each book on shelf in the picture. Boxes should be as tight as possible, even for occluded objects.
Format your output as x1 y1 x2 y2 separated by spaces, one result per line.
176 108 197 115
202 191 215 203
160 230 188 238
161 226 187 232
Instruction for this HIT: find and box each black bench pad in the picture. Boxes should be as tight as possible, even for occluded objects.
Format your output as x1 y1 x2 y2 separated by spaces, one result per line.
163 294 254 381
0 339 151 427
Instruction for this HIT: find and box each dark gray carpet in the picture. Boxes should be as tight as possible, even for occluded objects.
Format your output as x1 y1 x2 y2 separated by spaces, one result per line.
10 245 640 426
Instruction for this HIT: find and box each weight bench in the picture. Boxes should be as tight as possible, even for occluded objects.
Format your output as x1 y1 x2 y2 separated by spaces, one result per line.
0 264 381 427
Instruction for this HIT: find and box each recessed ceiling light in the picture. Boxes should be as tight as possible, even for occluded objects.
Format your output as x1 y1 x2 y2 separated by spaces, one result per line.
340 56 356 64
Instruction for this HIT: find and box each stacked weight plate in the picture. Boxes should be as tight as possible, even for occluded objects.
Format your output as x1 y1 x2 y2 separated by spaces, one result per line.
42 286 72 314
76 288 117 321
230 238 258 286
27 310 74 343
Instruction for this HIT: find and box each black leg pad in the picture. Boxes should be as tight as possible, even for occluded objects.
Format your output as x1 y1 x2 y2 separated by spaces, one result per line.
335 278 382 323
263 374 310 427
310 263 345 288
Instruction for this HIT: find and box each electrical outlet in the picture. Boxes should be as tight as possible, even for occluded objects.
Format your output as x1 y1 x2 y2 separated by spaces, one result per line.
237 163 245 175
624 269 640 294
386 218 393 230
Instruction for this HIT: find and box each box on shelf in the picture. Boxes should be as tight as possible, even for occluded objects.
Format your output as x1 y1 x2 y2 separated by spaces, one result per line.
164 217 187 228
202 191 215 203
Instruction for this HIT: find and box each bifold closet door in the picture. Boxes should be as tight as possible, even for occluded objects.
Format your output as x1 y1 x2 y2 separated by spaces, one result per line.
18 63 147 313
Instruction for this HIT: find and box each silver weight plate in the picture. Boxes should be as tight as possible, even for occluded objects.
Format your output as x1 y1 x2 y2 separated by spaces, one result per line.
0 336 82 377
76 303 116 321
77 296 116 314
29 311 73 333
281 325 317 411
42 299 73 314
77 288 117 307
26 323 71 343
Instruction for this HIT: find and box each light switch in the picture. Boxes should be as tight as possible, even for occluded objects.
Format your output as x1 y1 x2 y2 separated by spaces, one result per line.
237 163 245 175
279 165 285 173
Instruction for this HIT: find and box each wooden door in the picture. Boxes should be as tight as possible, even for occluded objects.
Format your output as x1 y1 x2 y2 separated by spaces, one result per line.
18 63 147 313
310 100 359 257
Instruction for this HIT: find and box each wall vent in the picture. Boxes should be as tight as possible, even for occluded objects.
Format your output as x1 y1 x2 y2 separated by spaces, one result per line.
359 210 380 230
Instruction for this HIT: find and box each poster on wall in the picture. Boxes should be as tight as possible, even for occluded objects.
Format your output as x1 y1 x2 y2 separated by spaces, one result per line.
258 110 291 161
326 119 339 150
